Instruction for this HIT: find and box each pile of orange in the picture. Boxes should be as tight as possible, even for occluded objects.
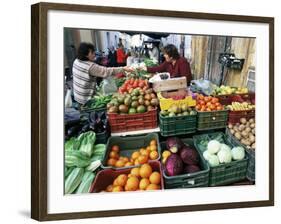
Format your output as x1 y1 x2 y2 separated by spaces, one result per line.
106 139 159 168
104 163 161 192
195 94 224 112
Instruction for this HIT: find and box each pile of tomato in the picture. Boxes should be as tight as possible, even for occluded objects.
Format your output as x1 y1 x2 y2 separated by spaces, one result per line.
195 94 224 112
118 78 149 94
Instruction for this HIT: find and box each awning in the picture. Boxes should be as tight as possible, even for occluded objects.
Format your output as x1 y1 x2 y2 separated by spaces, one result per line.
122 31 170 40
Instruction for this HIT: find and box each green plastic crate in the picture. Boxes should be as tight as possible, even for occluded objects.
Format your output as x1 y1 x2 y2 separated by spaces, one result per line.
196 109 229 131
159 112 197 137
160 139 209 189
101 133 161 170
225 128 255 181
193 132 248 186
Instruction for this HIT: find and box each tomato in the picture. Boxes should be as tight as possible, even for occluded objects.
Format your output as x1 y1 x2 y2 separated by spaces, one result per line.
199 100 205 106
201 105 206 111
206 102 212 107
206 108 211 111
211 97 219 104
210 104 216 110
129 79 134 85
204 96 210 102
215 102 221 107
216 105 223 110
198 94 204 100
133 83 138 88
195 105 201 110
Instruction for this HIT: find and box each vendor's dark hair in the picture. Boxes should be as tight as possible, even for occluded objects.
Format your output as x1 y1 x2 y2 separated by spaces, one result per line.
163 44 180 59
77 42 95 61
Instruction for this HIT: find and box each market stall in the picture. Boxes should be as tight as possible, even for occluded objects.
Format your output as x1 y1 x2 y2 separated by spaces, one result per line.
64 59 255 194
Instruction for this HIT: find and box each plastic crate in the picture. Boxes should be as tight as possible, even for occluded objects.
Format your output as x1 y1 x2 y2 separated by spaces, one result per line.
157 92 196 111
228 109 255 124
102 133 161 170
159 112 197 136
225 128 255 181
90 161 164 193
215 92 255 105
193 132 248 186
160 139 209 189
196 109 229 131
95 131 110 144
107 108 158 133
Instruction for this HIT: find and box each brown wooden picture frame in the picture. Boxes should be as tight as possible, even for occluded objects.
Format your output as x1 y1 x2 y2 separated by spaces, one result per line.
31 2 274 221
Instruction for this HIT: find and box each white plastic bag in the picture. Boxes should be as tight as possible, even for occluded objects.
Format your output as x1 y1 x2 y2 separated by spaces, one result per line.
101 76 118 95
65 88 73 108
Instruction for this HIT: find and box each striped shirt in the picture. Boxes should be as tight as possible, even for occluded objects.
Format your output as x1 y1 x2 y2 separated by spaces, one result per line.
72 59 123 105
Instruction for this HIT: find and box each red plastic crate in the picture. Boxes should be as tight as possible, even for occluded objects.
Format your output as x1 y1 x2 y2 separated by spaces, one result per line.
107 108 158 133
228 109 255 124
90 161 164 193
216 92 255 105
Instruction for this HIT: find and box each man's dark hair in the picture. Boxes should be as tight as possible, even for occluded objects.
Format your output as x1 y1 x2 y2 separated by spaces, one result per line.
163 44 180 60
77 42 95 61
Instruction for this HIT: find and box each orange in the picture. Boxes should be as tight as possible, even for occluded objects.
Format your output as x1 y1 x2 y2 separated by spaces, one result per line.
130 167 140 178
125 162 133 167
122 157 129 163
115 160 125 168
149 151 159 160
150 139 157 146
116 174 128 187
130 158 135 163
139 148 146 154
106 184 113 192
134 159 141 166
141 149 150 157
149 172 161 185
111 145 120 153
139 164 153 178
139 178 150 190
150 145 157 151
162 150 171 158
125 176 139 191
109 151 119 159
138 155 148 164
112 186 124 192
107 158 117 166
146 146 151 151
113 178 119 186
146 184 160 191
131 151 141 160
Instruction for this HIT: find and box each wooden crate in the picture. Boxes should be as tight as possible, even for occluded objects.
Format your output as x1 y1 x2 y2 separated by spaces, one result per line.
152 77 187 92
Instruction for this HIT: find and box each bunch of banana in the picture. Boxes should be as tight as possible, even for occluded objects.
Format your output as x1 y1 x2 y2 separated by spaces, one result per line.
227 102 255 111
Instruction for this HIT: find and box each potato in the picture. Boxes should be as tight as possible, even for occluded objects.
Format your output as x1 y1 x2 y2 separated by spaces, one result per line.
228 123 233 129
241 130 249 138
241 139 251 146
251 142 256 149
238 124 245 131
245 127 251 133
230 129 235 135
235 132 242 140
249 118 255 124
245 122 250 127
248 134 255 143
250 123 255 129
233 126 239 132
240 118 247 124
251 128 255 135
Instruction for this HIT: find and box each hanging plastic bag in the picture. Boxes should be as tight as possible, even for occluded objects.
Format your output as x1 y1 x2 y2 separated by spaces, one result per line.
190 79 217 96
100 76 118 95
65 88 73 108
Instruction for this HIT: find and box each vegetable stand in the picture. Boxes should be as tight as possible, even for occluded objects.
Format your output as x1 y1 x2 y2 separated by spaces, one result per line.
64 75 256 194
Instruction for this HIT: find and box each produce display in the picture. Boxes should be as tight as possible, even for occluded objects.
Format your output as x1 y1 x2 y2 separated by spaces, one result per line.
228 118 255 149
106 139 159 168
107 88 159 114
118 78 149 94
64 131 106 194
162 137 202 176
81 93 112 111
195 94 224 111
227 102 255 111
214 85 249 95
160 104 196 117
101 163 161 192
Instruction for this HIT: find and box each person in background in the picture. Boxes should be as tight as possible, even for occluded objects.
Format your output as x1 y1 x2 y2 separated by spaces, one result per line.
126 51 136 66
143 44 192 85
116 43 128 66
149 42 159 63
72 42 131 105
107 46 117 67
142 44 150 58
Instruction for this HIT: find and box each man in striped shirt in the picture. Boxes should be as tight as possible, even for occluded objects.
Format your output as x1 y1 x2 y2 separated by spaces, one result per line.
72 42 131 105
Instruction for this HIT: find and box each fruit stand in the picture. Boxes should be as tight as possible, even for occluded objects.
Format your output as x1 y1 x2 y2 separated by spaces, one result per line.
64 69 256 194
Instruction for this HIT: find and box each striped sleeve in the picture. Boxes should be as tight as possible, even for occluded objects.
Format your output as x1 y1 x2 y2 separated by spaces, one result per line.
89 63 123 78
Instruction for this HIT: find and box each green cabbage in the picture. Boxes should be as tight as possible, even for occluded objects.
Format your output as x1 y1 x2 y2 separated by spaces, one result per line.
207 140 221 154
208 155 220 167
217 144 232 163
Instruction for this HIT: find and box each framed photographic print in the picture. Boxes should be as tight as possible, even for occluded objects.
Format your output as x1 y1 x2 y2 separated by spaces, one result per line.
31 2 274 221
